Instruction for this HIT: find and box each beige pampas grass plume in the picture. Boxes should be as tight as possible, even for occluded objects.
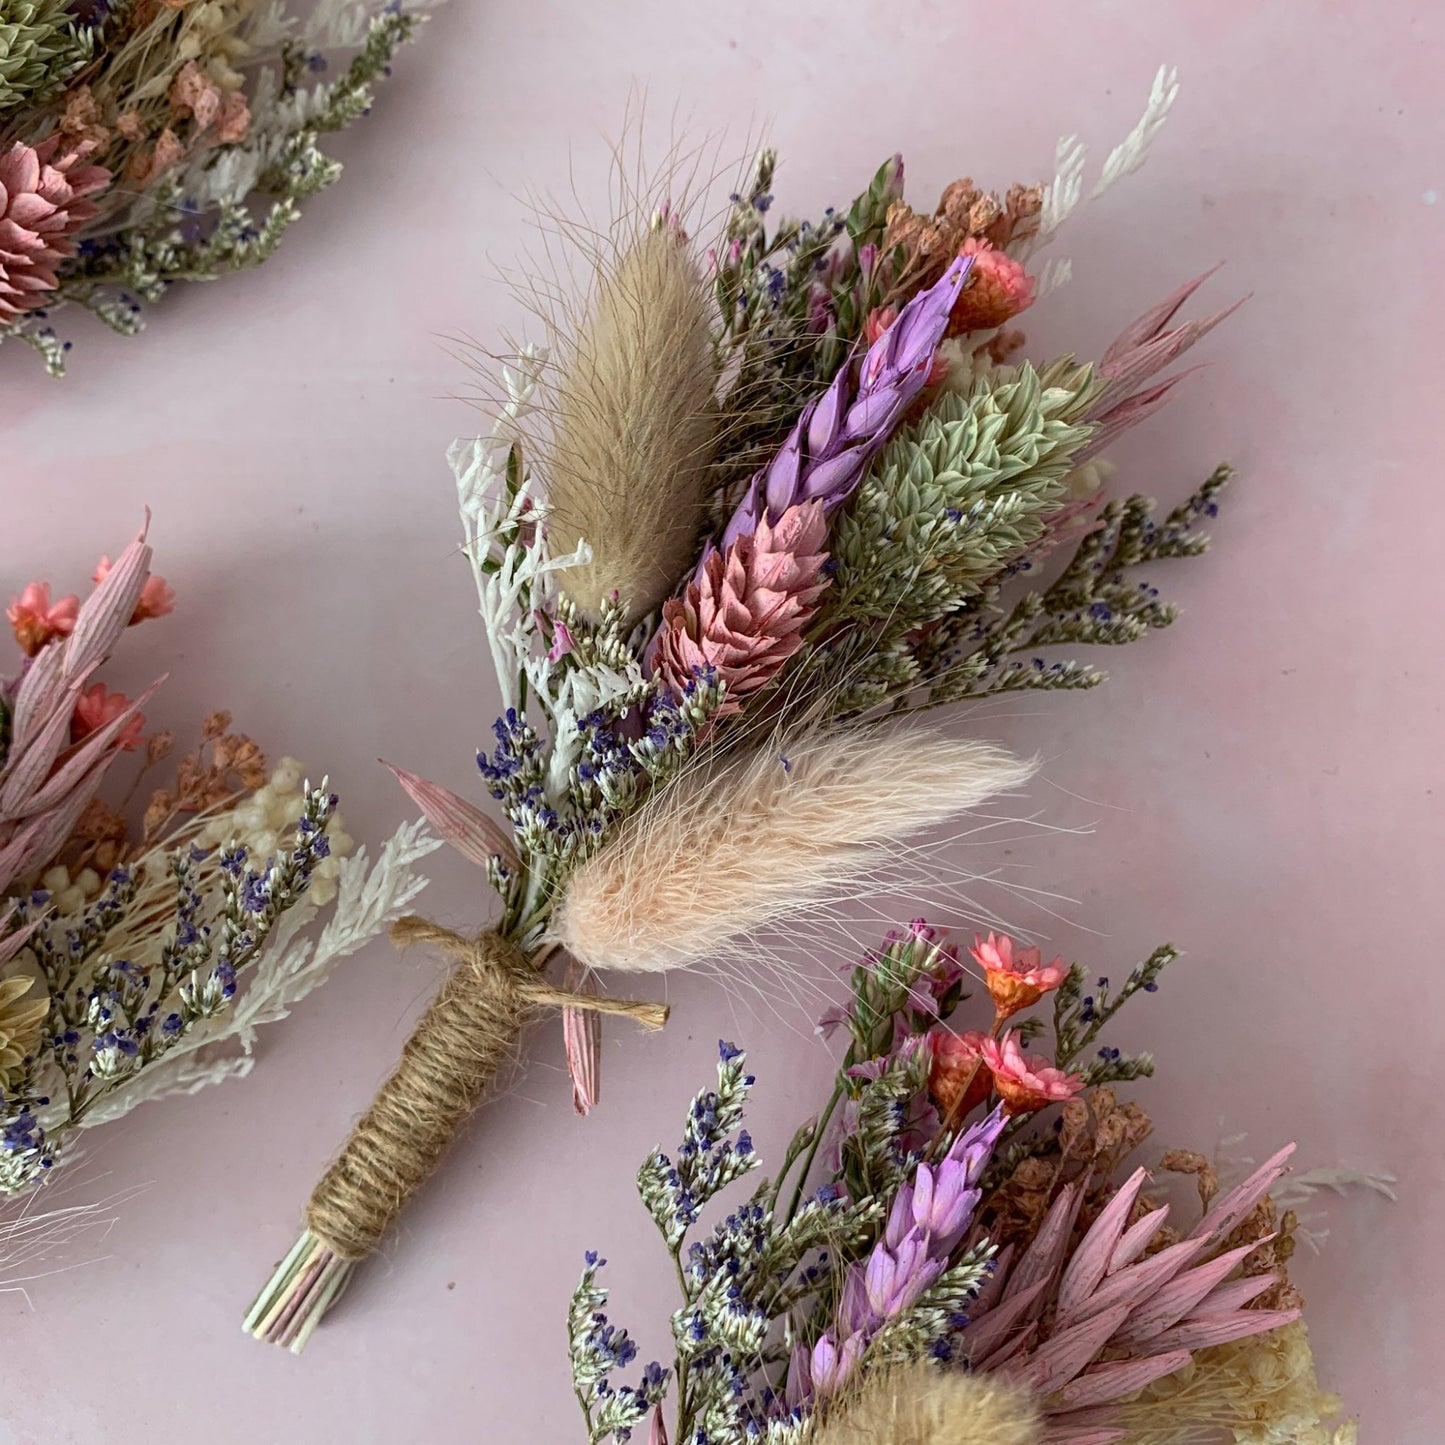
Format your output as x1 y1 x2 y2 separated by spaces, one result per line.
550 727 1035 974
545 222 718 623
810 1364 1042 1445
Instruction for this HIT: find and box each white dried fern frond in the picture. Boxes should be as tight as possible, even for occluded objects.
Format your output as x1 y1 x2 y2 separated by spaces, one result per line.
451 346 595 719
76 820 441 1128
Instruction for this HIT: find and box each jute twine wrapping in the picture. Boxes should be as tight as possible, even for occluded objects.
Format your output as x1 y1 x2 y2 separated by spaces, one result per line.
303 917 668 1262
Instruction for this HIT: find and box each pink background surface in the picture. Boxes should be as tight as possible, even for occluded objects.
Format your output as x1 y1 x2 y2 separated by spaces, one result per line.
2 2 1442 1440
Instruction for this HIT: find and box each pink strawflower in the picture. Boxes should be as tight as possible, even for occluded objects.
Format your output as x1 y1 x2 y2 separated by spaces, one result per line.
72 683 145 751
971 931 1068 1020
93 556 175 622
0 138 110 320
928 1028 992 1120
946 237 1035 336
654 500 829 714
979 1030 1083 1115
7 582 79 657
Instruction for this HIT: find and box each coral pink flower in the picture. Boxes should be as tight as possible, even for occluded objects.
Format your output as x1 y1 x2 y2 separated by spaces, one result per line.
71 683 145 751
928 1028 993 1119
0 138 110 320
93 556 175 623
7 582 80 657
979 1031 1083 1115
970 931 1068 1021
946 237 1036 336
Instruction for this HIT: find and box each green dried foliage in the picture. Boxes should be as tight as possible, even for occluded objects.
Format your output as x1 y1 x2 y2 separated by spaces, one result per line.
0 0 91 112
919 464 1233 707
710 152 904 498
1 10 417 375
831 358 1101 632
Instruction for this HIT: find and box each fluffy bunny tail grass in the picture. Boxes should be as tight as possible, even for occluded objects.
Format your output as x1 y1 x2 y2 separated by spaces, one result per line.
546 223 718 623
551 727 1035 974
811 1364 1042 1445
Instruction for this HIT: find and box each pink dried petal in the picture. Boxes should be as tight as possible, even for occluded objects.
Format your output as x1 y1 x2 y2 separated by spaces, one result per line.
1111 1238 1273 1345
1057 1237 1209 1329
1001 1303 1130 1393
958 1276 1048 1363
0 665 99 813
1186 1144 1296 1245
1054 1168 1148 1315
23 677 162 816
1143 1307 1301 1355
383 761 518 870
1109 1204 1171 1271
1002 1184 1083 1303
1047 1350 1195 1411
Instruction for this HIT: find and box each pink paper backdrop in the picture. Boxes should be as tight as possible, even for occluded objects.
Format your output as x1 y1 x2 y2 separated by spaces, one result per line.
3 2 1441 1440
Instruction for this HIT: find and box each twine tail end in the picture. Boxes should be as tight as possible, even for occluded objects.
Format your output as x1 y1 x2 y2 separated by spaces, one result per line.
243 1230 355 1353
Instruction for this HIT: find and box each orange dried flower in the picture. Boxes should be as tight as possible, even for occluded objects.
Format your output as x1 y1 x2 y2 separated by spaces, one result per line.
970 931 1068 1021
927 1028 992 1119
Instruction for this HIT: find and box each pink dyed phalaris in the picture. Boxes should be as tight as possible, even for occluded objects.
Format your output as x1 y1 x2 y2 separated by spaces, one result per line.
971 931 1068 1021
946 237 1036 336
979 1030 1084 1114
961 1146 1303 1443
7 582 79 657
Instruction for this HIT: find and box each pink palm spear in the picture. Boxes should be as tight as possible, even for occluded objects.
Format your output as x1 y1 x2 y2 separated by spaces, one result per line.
961 1145 1300 1445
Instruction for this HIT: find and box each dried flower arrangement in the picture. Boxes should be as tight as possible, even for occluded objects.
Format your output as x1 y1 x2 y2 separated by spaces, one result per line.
247 67 1242 1351
567 923 1355 1445
0 519 439 1274
0 0 424 375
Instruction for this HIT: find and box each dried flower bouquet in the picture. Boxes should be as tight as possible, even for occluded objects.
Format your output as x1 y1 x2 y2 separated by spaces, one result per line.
0 519 439 1273
568 923 1355 1445
0 0 425 374
249 67 1242 1351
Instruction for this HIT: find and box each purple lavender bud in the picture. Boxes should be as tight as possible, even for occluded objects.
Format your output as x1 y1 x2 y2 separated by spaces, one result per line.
838 1261 872 1335
951 1103 1008 1188
813 1332 864 1395
716 254 972 554
884 1175 918 1251
919 1164 981 1248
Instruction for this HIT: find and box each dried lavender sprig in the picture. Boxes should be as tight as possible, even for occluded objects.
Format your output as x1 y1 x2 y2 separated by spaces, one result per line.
715 255 971 553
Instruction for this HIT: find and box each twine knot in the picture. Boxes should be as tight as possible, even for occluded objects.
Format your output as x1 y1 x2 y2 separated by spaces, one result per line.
304 920 666 1261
